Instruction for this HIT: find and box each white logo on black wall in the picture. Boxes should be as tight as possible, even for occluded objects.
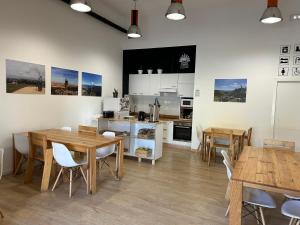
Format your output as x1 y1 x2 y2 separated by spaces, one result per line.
179 54 191 69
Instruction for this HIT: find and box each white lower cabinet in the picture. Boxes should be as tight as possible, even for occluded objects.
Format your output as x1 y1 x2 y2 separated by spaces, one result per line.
162 121 173 144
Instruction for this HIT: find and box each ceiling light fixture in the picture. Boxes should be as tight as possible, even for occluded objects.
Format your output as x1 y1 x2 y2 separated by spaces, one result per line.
70 0 92 13
128 0 142 39
260 0 283 24
165 0 186 21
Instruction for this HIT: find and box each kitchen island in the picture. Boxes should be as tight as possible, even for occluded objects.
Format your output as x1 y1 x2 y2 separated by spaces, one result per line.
98 118 163 165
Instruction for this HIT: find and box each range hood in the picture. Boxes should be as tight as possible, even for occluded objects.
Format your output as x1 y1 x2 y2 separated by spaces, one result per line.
159 88 177 93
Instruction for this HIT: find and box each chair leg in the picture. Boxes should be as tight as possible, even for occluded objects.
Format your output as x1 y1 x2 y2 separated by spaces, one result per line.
14 155 23 176
259 207 266 225
225 204 230 217
0 209 3 218
208 149 212 166
79 167 87 184
296 219 300 225
69 169 73 198
52 167 63 191
104 160 117 179
254 206 260 225
289 218 295 225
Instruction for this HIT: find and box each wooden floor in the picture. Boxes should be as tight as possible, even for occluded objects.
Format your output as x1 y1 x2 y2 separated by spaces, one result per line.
0 146 290 225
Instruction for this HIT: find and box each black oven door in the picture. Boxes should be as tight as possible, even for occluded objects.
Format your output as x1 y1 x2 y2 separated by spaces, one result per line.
173 124 192 141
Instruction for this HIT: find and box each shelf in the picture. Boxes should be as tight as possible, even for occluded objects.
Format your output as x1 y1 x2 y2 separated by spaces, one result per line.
130 136 155 141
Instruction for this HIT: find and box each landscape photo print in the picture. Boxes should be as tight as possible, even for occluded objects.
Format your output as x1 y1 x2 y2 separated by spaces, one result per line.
214 79 247 103
6 59 45 94
51 67 78 95
82 72 102 97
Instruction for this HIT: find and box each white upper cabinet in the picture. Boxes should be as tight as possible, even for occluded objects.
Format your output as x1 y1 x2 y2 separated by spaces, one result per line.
129 73 194 97
129 74 149 96
149 74 161 96
160 74 179 91
177 73 195 97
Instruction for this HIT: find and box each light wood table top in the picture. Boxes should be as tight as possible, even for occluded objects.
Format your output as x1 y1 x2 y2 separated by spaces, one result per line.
34 129 123 149
229 146 300 225
203 127 245 136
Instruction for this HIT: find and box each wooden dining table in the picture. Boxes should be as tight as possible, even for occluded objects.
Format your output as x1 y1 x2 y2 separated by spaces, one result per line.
230 146 300 225
201 127 246 161
24 129 124 194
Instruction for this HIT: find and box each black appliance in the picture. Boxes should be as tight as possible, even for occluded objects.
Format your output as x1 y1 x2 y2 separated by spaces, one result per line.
103 111 114 118
138 111 146 121
173 121 192 142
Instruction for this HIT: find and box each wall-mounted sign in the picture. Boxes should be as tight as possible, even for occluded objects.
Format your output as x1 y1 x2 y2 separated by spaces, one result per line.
278 67 289 76
294 44 300 54
280 45 291 55
279 56 290 66
293 67 300 76
294 56 300 65
179 53 191 70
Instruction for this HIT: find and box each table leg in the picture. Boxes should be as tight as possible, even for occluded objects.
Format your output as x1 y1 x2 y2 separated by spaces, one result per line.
229 180 243 225
24 146 35 184
201 132 206 161
117 139 124 179
88 147 97 194
41 148 53 192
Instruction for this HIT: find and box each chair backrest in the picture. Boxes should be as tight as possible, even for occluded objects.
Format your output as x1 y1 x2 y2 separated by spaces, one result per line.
61 127 72 132
52 143 77 167
221 150 233 170
29 132 48 161
78 125 97 135
102 132 116 154
223 160 232 180
14 133 29 155
211 128 234 147
247 127 253 146
0 148 4 180
263 139 295 151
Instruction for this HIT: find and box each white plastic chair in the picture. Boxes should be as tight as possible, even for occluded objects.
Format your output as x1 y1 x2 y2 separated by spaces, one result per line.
281 200 300 225
13 133 29 176
0 148 4 218
96 132 117 179
52 143 88 198
223 159 276 225
61 127 72 132
221 150 233 170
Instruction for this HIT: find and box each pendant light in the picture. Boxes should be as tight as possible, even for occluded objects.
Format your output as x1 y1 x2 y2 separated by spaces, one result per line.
165 0 186 21
260 0 283 24
70 0 92 13
128 0 142 39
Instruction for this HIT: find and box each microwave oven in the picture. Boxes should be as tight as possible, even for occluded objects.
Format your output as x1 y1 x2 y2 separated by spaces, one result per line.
180 98 193 108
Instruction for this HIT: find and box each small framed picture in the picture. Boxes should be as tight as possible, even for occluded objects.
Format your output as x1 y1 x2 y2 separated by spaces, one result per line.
279 56 290 65
294 56 300 65
292 67 300 76
278 67 289 76
294 44 300 54
280 45 290 55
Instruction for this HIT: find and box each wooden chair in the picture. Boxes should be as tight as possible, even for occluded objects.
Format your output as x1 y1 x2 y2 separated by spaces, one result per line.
263 139 295 151
208 128 234 166
24 132 54 191
78 125 97 135
245 127 253 146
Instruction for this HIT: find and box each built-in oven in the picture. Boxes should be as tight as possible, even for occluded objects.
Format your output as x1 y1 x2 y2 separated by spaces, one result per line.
180 97 193 108
173 121 192 142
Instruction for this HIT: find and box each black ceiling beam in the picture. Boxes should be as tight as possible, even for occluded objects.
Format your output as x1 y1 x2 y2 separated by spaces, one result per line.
60 0 127 34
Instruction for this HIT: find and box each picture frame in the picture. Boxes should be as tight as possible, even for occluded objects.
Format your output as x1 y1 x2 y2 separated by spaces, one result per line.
280 45 290 55
51 67 79 96
81 72 102 97
214 79 247 103
278 67 289 76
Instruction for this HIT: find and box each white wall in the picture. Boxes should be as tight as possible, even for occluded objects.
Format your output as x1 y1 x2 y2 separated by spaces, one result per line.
0 0 125 173
123 0 300 149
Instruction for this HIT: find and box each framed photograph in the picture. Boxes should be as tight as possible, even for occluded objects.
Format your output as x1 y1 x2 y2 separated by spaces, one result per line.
292 67 300 76
279 56 290 66
280 45 290 55
278 67 289 76
294 56 300 65
6 59 45 94
294 44 300 54
82 72 102 97
214 79 247 103
51 67 78 95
